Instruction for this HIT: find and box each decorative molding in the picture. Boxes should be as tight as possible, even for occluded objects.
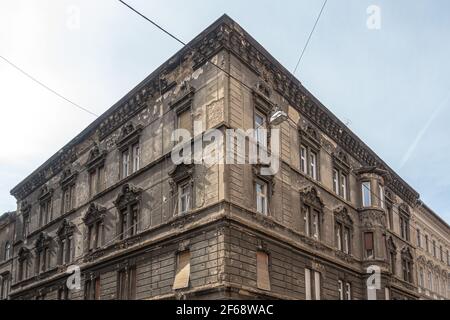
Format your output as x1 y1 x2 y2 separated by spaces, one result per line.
83 203 106 226
116 122 143 150
60 168 78 188
56 219 75 239
86 144 107 171
334 205 353 227
168 163 194 194
114 184 143 209
169 82 196 113
35 232 51 251
299 186 324 210
38 185 53 202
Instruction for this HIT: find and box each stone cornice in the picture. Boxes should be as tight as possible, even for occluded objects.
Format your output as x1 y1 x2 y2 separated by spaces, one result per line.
10 15 421 211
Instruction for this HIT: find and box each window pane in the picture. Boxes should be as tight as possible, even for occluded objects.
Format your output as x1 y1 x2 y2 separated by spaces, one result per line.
256 181 267 215
122 151 130 178
362 182 371 207
341 174 347 199
333 169 339 193
132 144 140 173
300 146 307 173
310 152 317 180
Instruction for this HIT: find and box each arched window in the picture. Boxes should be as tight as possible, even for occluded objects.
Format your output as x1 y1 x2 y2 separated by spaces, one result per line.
4 242 11 260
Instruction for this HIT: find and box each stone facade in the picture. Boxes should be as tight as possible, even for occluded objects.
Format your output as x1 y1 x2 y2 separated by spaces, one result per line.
3 15 449 300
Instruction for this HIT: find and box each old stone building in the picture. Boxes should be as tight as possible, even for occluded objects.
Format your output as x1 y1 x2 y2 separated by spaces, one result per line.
0 211 15 299
4 15 450 300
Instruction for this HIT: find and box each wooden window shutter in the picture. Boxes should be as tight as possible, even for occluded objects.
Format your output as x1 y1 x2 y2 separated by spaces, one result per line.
256 251 271 291
364 232 374 250
173 250 191 290
178 109 192 134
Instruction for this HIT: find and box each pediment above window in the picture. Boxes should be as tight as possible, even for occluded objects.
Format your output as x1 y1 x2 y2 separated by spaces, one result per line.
169 82 195 113
255 81 271 99
83 203 106 225
20 201 31 215
116 122 143 149
86 144 107 170
114 184 142 209
399 203 411 217
56 219 75 239
299 124 321 149
416 255 426 264
300 186 324 210
168 163 194 194
334 205 353 226
38 185 53 202
35 232 52 250
18 247 30 259
332 149 350 171
60 168 78 187
401 247 413 260
387 236 397 252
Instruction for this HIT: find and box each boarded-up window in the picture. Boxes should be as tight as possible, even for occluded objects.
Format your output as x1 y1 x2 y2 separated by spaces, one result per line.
178 109 192 134
364 232 374 258
173 250 191 290
256 251 271 291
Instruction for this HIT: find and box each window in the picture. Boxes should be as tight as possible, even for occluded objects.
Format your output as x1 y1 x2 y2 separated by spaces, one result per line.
432 240 437 258
300 146 307 173
338 280 344 300
333 168 349 200
364 232 374 258
178 182 192 215
299 144 319 181
84 204 105 252
85 276 101 300
401 248 413 283
36 247 50 275
440 245 443 262
386 203 393 230
428 271 433 291
59 237 72 265
416 229 421 248
120 143 140 179
425 235 429 252
117 267 136 300
388 249 396 274
418 267 424 288
18 249 29 282
361 182 371 207
119 204 138 240
335 223 351 254
173 250 191 290
115 184 142 241
4 242 11 260
378 184 385 209
254 110 267 147
39 199 52 227
23 212 31 239
256 251 271 291
399 206 410 241
305 268 321 300
89 165 105 197
332 169 339 194
256 180 268 215
1 275 10 300
178 108 193 134
304 206 320 240
62 184 76 213
310 152 317 180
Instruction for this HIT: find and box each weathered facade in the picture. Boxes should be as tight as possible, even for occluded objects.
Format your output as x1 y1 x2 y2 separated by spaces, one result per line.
0 211 15 299
3 15 449 300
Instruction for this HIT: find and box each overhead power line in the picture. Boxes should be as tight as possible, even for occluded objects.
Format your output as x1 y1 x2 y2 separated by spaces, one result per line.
293 0 328 75
0 55 99 117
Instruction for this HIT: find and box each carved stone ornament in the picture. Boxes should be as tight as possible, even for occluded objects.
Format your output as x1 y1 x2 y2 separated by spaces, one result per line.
86 144 107 170
334 206 353 227
114 184 143 209
20 201 31 215
35 232 52 251
332 149 350 171
168 163 194 194
18 247 30 260
56 219 75 239
60 168 78 187
116 122 143 149
83 203 106 226
300 186 324 210
401 247 413 260
38 185 53 202
387 236 397 252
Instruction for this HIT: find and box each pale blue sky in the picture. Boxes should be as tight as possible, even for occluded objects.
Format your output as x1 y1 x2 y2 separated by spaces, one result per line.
0 0 449 223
